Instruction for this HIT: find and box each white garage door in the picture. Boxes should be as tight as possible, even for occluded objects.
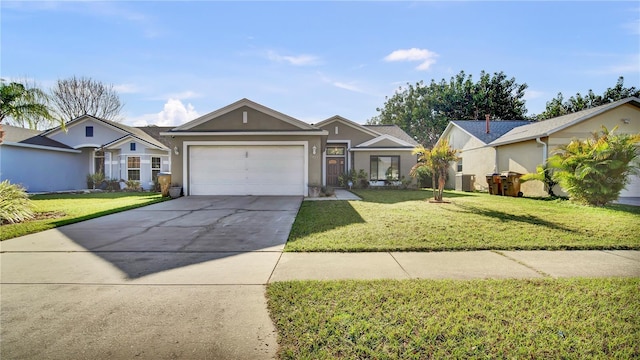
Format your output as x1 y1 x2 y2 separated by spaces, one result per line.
189 145 305 195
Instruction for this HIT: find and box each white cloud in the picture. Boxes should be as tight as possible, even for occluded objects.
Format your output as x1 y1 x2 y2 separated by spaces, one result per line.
128 99 199 127
524 89 545 101
384 48 439 71
267 50 320 66
114 83 140 94
333 81 364 93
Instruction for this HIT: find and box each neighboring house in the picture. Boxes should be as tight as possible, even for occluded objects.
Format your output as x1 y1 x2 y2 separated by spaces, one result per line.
437 97 640 198
161 98 419 196
0 115 171 192
439 119 532 191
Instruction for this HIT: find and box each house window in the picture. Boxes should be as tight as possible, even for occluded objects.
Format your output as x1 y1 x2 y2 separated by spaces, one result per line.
85 126 93 137
94 149 105 175
370 156 400 181
327 146 345 155
457 159 463 172
127 156 140 181
130 142 136 151
151 157 161 181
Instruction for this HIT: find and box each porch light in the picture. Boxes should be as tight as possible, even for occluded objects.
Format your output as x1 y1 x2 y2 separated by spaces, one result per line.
312 145 317 155
174 146 179 155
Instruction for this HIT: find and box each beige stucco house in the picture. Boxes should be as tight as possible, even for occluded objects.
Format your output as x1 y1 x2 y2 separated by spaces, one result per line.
161 99 418 196
437 97 640 198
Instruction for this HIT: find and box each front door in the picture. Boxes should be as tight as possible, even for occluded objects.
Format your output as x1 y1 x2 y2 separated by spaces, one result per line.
327 158 345 186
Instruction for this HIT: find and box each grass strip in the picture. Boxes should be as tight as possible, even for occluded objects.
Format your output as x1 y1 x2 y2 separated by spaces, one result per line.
287 190 640 251
267 278 640 359
1 192 168 241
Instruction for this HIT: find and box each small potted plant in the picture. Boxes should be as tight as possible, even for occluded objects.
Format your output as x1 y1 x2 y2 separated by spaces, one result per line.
169 183 182 198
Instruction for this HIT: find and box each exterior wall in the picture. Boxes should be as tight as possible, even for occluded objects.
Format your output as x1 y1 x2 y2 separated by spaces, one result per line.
168 134 323 191
319 120 376 145
551 104 640 145
190 106 302 131
0 145 87 192
49 118 125 148
352 150 417 185
496 140 546 196
442 126 495 190
365 138 405 147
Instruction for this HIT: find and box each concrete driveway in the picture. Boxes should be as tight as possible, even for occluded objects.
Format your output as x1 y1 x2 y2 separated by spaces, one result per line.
1 196 302 360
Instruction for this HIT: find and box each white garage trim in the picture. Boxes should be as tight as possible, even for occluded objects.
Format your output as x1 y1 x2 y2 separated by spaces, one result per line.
183 141 309 196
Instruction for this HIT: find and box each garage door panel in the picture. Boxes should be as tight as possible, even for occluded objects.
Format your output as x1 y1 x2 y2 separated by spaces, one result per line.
189 145 305 196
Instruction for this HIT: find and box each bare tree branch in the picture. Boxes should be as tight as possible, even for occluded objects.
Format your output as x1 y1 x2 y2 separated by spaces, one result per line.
51 76 124 122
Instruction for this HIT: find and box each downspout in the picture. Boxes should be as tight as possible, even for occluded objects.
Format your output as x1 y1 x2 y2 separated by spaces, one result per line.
535 137 548 163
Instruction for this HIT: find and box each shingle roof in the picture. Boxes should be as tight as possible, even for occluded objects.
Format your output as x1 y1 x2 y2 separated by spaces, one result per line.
20 135 75 149
136 126 174 148
97 118 169 150
451 120 533 144
363 125 419 145
489 97 640 146
1 124 42 143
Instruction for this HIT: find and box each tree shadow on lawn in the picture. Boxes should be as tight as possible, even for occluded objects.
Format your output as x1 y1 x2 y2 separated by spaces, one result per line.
444 202 578 233
31 192 161 200
353 189 475 204
287 201 365 243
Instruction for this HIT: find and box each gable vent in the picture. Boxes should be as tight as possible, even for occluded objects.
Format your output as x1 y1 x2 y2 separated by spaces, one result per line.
335 126 339 135
243 111 248 124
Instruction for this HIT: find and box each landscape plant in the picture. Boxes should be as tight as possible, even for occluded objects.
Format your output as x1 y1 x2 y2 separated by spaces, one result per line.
410 139 459 202
521 163 559 197
547 126 640 206
0 180 34 224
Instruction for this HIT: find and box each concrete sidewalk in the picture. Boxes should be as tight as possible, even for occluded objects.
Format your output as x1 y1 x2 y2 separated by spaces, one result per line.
269 250 640 281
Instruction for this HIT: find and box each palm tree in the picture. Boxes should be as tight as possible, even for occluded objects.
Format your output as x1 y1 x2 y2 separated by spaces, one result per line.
547 126 639 206
411 139 460 201
0 80 56 133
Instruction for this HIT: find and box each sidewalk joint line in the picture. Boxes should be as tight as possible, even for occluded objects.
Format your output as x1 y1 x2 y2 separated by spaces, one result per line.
388 252 411 278
600 250 640 262
267 251 285 284
491 250 552 278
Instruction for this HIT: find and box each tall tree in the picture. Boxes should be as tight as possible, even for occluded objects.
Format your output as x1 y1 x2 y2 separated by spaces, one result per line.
0 79 55 130
369 71 528 146
50 76 124 122
538 77 639 120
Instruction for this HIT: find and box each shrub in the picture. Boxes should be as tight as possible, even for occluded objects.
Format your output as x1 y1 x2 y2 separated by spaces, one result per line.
548 126 640 206
0 180 34 224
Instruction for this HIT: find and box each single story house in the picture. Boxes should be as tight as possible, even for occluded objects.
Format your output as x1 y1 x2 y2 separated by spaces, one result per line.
438 97 640 198
439 119 532 191
1 99 418 196
0 115 171 192
161 98 418 196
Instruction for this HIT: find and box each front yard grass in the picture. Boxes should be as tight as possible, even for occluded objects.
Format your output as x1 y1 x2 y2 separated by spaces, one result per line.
267 278 639 359
287 189 640 251
1 192 167 241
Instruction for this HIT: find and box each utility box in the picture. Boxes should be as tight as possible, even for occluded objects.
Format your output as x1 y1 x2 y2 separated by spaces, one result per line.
455 174 475 192
157 172 171 197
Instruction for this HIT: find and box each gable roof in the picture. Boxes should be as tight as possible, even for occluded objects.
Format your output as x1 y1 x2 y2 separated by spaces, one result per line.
364 124 419 145
20 135 75 150
136 126 174 148
447 120 533 145
172 98 318 131
41 114 169 150
490 97 640 146
1 124 42 143
354 134 416 148
314 115 381 137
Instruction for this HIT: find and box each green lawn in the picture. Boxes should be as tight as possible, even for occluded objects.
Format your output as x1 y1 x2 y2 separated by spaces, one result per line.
1 192 168 241
267 278 639 359
287 189 640 251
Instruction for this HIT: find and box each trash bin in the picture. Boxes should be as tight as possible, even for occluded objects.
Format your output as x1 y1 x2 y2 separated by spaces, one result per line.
157 172 171 197
501 171 523 197
486 174 502 195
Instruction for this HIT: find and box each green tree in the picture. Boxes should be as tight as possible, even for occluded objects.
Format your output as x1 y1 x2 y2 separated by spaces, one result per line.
369 71 528 146
410 139 459 202
0 80 55 130
520 164 559 197
547 126 640 206
538 77 639 120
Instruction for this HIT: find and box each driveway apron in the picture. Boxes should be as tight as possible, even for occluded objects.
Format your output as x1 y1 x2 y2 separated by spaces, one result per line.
1 196 302 360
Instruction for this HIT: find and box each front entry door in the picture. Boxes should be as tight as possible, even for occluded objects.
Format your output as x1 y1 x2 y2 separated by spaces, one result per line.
327 158 345 186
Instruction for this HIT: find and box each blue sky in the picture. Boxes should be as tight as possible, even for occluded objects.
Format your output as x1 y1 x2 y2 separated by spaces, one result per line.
2 1 638 127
